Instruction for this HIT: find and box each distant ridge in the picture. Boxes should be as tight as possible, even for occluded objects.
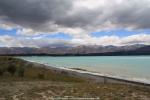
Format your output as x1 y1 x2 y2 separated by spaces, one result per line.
0 44 150 56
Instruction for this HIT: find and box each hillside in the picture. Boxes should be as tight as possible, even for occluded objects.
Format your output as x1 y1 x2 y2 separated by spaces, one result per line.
0 56 85 82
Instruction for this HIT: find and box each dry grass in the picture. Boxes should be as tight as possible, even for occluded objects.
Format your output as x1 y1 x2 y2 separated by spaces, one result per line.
0 56 86 82
0 82 150 100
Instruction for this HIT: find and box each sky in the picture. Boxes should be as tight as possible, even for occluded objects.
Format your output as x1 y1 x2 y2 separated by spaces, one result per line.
0 0 150 47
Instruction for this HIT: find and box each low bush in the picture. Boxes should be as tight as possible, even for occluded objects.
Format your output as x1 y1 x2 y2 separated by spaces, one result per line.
7 65 16 76
0 56 85 82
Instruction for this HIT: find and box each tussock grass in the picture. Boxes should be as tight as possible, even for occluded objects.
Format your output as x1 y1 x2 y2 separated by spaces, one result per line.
0 56 85 82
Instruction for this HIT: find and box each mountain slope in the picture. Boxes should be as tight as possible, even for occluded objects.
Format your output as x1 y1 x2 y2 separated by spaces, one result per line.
0 44 149 55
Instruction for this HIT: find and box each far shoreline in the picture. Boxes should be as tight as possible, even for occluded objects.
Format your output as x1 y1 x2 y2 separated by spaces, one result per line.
1 51 150 57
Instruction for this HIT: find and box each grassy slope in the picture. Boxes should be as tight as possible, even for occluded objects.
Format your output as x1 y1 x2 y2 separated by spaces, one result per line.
0 56 150 100
0 56 85 82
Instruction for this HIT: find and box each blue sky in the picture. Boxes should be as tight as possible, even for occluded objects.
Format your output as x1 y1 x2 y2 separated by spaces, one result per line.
0 27 150 47
0 28 150 39
0 28 18 36
44 32 72 40
91 29 150 37
1 28 150 37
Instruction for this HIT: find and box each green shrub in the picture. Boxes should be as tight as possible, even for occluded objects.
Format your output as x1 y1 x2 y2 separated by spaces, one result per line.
0 66 6 76
38 73 45 79
7 65 16 76
18 67 25 77
0 68 3 76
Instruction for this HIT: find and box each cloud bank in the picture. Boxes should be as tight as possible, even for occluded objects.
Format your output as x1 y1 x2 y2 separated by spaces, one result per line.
0 34 150 47
0 0 150 47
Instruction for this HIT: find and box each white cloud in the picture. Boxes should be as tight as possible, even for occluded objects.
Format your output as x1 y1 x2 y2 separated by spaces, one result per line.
0 35 71 47
0 0 150 47
0 34 150 47
121 34 150 45
70 34 150 46
0 0 150 38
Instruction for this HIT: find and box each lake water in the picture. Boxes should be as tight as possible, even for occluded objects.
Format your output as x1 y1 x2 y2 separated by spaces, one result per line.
20 56 150 83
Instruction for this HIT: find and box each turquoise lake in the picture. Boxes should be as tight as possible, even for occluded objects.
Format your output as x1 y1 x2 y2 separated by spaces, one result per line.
20 56 150 83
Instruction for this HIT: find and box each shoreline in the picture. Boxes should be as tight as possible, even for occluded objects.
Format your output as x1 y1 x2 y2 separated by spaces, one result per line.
22 59 150 88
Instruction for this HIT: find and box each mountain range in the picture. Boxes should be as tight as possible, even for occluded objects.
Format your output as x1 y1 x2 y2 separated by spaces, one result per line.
0 44 150 56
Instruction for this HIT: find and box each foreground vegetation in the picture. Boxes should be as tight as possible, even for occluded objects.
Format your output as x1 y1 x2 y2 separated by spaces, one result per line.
0 56 150 100
0 56 85 82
